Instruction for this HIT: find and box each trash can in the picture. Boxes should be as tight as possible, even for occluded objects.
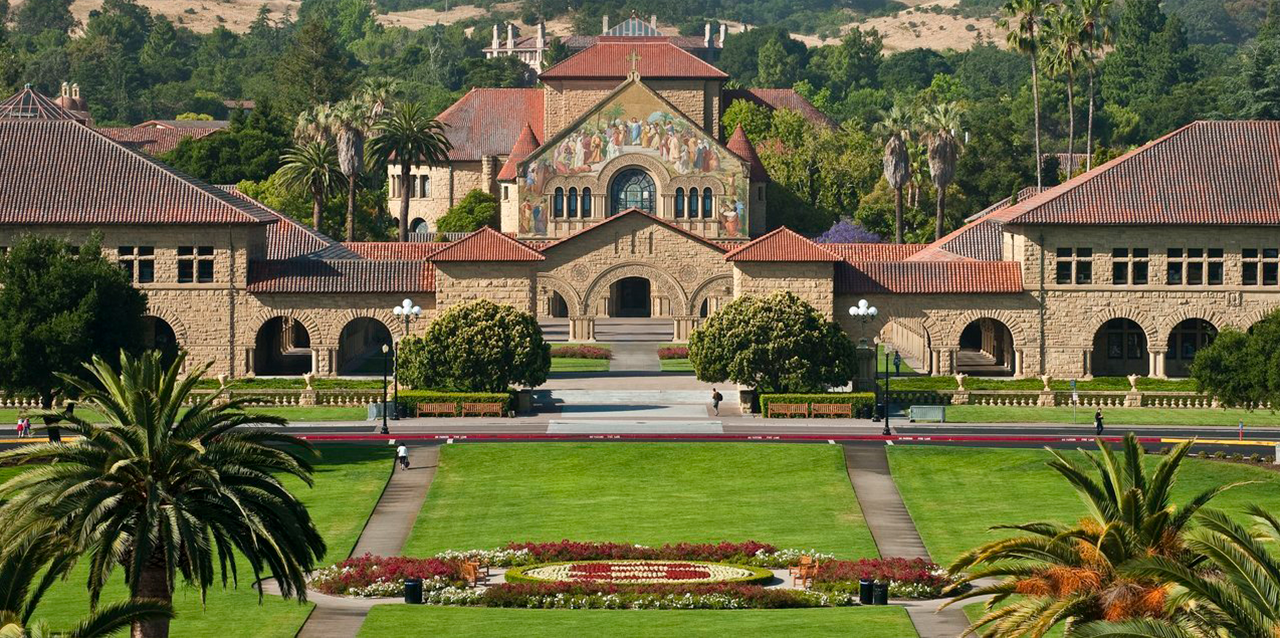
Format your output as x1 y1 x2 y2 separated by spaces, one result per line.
858 579 874 605
404 578 423 604
873 580 889 605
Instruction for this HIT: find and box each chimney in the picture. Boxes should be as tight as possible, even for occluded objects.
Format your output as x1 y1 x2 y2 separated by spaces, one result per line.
719 23 727 46
491 24 499 49
602 14 609 33
537 22 546 48
704 23 711 48
650 15 657 29
506 22 514 51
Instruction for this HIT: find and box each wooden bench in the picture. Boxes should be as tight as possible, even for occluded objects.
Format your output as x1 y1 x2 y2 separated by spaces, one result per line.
462 402 505 417
416 402 458 417
787 555 814 577
460 561 487 586
791 562 818 589
767 403 809 418
810 403 853 418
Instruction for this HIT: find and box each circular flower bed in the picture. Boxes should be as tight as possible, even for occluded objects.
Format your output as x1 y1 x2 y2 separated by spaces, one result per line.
506 560 773 586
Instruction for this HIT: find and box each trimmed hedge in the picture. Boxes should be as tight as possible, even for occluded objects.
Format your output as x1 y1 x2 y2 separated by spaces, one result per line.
398 390 514 416
760 393 876 418
503 561 774 587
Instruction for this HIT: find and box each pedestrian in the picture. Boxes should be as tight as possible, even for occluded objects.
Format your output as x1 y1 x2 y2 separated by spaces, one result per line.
396 444 409 470
18 417 29 438
711 388 723 416
14 417 22 439
1094 408 1104 436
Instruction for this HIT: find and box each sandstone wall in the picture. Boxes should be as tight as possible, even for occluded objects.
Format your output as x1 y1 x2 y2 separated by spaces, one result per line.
733 262 835 317
434 262 536 314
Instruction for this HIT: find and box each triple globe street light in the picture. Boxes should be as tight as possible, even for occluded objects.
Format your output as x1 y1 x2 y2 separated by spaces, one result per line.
385 299 422 426
849 299 895 436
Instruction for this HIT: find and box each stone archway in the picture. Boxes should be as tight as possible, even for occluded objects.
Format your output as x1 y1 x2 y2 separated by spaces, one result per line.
336 317 393 376
142 315 181 368
1164 318 1218 378
956 318 1017 376
688 275 733 318
579 262 692 342
253 316 314 376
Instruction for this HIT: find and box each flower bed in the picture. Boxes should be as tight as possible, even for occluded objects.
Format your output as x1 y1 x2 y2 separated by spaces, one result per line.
429 582 859 609
308 554 462 597
464 540 827 568
810 557 957 599
657 346 688 360
505 560 773 586
550 345 611 359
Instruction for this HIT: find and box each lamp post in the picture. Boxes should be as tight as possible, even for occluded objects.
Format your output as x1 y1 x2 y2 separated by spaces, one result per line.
391 299 422 420
380 343 390 435
849 300 879 415
882 346 900 437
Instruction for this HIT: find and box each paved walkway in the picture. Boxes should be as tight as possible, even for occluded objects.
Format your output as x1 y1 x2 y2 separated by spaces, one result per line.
844 444 973 638
607 343 662 372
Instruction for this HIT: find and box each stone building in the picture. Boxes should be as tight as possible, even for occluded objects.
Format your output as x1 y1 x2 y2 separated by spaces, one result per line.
482 14 726 71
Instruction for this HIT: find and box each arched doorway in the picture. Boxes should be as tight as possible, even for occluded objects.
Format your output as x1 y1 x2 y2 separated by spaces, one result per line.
610 277 651 317
1091 318 1149 376
609 168 655 215
410 217 429 234
253 317 313 376
142 316 180 367
956 318 1015 376
549 291 570 318
336 318 393 376
1165 319 1217 378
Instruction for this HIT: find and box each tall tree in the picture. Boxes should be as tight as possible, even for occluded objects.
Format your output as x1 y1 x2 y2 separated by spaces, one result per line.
368 101 453 241
876 105 912 244
923 101 962 241
1002 0 1047 188
1044 2 1086 176
275 18 353 116
277 140 343 232
0 351 326 638
14 0 76 36
1079 0 1113 170
330 98 373 242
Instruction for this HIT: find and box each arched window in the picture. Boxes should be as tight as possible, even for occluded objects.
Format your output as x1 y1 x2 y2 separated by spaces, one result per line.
581 188 592 218
609 169 656 215
568 187 578 218
553 188 565 218
674 188 685 218
688 189 699 217
702 188 714 218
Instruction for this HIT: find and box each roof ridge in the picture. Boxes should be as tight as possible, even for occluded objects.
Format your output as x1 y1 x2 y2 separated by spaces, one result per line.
724 226 839 262
538 208 730 253
425 226 545 261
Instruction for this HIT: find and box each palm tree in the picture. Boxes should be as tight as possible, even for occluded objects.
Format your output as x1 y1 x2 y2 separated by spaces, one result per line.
1079 0 1113 171
330 99 374 242
358 76 401 120
278 140 342 232
0 351 326 638
1002 0 1047 188
368 101 453 241
1044 2 1086 177
876 105 913 244
292 102 333 145
946 435 1245 638
923 102 962 241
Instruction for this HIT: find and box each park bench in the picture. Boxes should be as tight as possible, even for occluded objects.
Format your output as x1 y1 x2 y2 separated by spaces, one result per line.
791 562 817 589
768 403 809 418
416 402 458 417
810 403 853 418
788 555 814 577
460 561 487 586
462 402 505 417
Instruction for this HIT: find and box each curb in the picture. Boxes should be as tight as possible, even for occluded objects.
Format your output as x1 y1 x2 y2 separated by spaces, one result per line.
296 433 1166 444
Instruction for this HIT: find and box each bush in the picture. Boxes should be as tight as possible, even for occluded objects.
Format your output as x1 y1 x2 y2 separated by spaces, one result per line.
760 393 876 418
475 582 852 609
398 390 514 416
1250 453 1261 463
810 557 955 599
1213 451 1227 459
550 345 611 359
398 299 550 392
657 346 689 360
436 189 499 233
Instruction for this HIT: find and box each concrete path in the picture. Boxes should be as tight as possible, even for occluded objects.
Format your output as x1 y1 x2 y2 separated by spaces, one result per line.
608 342 662 372
844 444 973 638
295 445 440 638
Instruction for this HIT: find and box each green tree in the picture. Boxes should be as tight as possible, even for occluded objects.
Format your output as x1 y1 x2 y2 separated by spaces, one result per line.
876 105 912 244
275 18 354 116
368 100 453 240
688 291 855 394
1235 0 1280 119
0 235 146 441
398 299 550 393
923 101 962 240
1043 2 1086 172
277 140 343 231
877 48 952 93
809 27 883 98
1079 0 1113 170
331 98 374 241
437 189 499 233
162 99 292 184
1189 310 1280 409
721 99 774 142
1002 0 1047 188
139 16 189 84
14 0 75 36
0 351 326 638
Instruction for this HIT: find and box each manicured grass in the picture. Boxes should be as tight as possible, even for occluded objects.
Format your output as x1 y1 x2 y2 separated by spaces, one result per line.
945 404 1280 426
0 406 368 426
659 358 693 372
403 443 877 558
359 606 918 637
876 344 919 375
888 445 1280 566
28 444 393 637
550 357 610 372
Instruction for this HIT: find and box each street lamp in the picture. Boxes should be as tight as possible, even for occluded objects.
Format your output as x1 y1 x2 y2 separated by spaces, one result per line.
882 345 900 437
390 299 422 420
380 343 390 435
848 299 878 348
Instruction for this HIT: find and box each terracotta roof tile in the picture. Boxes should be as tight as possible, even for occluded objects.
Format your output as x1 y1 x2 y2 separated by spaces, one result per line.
540 41 728 80
437 88 544 161
0 86 78 120
247 259 435 293
836 261 1023 294
135 119 230 130
343 242 452 260
724 227 839 262
426 227 544 261
999 121 1280 226
823 243 927 261
97 126 222 155
722 88 835 129
537 208 727 254
497 123 540 181
0 119 276 225
725 124 768 181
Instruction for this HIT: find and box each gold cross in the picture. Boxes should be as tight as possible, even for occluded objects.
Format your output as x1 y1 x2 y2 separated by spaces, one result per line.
627 49 641 78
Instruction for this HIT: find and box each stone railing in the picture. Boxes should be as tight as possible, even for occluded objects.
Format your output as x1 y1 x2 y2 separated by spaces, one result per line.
180 388 386 407
888 388 1224 409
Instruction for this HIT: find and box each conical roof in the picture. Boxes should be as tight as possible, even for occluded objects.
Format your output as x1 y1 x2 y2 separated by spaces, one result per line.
0 85 79 121
496 123 540 181
726 123 768 182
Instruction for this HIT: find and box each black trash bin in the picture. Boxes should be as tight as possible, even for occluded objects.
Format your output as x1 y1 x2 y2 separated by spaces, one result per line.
404 578 423 604
858 579 874 605
872 580 889 605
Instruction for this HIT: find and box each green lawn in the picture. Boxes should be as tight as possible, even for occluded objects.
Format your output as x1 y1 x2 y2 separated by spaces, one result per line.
888 445 1280 566
659 358 693 372
550 357 610 372
28 444 392 637
0 406 368 427
359 606 917 637
403 443 876 558
945 404 1280 427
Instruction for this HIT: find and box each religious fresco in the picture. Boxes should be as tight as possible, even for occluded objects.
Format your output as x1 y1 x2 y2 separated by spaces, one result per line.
517 81 750 238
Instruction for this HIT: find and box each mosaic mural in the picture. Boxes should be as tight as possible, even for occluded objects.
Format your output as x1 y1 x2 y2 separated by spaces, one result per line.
517 82 750 237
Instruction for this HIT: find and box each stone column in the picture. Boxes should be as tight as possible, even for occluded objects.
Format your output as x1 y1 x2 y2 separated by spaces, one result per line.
1014 349 1026 378
672 316 696 342
1151 349 1167 379
569 316 595 342
244 347 255 376
1082 349 1093 379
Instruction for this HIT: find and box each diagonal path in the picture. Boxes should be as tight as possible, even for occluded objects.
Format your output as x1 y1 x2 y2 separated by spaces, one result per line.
844 444 973 638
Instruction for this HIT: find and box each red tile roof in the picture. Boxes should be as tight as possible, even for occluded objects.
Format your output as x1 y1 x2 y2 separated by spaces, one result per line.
724 227 839 262
496 123 540 182
722 88 835 129
135 119 230 130
97 126 223 156
0 119 276 226
540 40 729 80
0 86 78 121
726 124 768 181
343 242 451 260
836 261 1024 294
997 121 1280 226
247 259 435 293
537 208 728 254
823 243 927 261
426 227 545 261
437 88 544 161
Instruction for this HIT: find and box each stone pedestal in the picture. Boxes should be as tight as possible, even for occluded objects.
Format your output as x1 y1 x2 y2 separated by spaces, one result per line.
672 316 696 342
569 316 595 341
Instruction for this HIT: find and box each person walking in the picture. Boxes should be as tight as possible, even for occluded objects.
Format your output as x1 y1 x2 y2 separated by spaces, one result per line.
14 417 22 438
1094 408 1104 436
18 417 29 438
711 388 723 416
396 444 409 470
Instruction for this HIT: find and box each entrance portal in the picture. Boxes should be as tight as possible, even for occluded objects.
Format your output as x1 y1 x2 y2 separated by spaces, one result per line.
610 277 651 317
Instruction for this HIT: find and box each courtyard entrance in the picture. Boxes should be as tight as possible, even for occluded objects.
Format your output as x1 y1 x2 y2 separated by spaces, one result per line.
610 276 651 317
253 316 313 376
1091 318 1149 377
956 318 1016 376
